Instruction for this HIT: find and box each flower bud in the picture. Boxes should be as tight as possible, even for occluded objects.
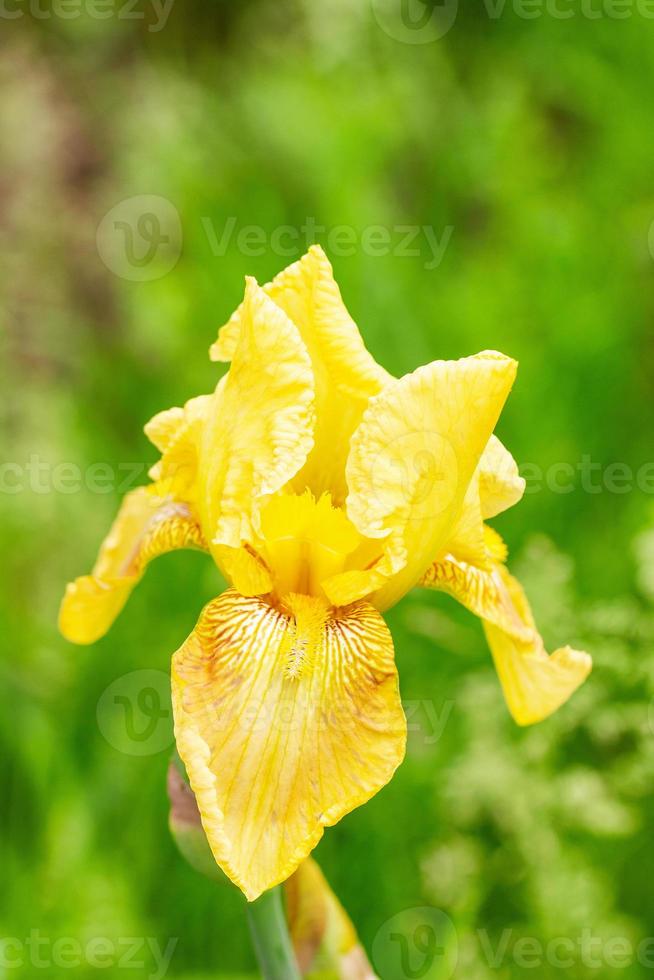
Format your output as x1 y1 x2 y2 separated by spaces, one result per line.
167 760 229 884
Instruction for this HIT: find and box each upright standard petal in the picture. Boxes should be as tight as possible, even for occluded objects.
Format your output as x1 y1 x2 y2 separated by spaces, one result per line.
478 435 525 519
331 352 518 611
198 278 315 553
442 475 490 571
211 246 392 502
145 393 212 502
441 436 524 570
172 590 406 901
59 486 207 644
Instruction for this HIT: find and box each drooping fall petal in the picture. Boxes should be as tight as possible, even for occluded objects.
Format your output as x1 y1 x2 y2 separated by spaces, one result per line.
172 590 406 901
211 246 391 503
421 557 591 725
483 566 591 725
59 486 207 644
420 553 532 641
325 352 518 610
198 277 315 553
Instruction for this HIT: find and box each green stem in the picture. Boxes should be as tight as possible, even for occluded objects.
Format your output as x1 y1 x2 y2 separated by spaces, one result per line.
246 886 301 980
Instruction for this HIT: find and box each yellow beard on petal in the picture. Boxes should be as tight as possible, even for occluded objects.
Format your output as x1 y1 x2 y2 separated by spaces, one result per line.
281 593 330 680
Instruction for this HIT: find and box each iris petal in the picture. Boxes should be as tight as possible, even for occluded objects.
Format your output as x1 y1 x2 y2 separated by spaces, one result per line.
333 351 518 610
172 590 406 900
145 393 212 501
198 278 315 552
421 553 533 641
484 567 591 725
59 486 207 644
211 246 391 503
421 555 591 725
478 434 525 519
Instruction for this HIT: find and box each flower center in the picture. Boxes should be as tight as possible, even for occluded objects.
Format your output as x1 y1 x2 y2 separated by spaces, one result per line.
257 491 363 599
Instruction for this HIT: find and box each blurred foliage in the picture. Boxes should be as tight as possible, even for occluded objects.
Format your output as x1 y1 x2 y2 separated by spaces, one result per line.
2 3 654 978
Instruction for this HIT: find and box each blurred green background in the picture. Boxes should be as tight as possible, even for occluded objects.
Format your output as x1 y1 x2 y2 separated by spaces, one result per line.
3 3 654 978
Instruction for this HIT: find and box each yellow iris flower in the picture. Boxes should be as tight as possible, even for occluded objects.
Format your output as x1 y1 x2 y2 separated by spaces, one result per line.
60 246 591 901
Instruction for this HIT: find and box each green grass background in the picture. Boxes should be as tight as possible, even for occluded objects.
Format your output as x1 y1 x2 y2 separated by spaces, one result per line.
3 3 654 977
